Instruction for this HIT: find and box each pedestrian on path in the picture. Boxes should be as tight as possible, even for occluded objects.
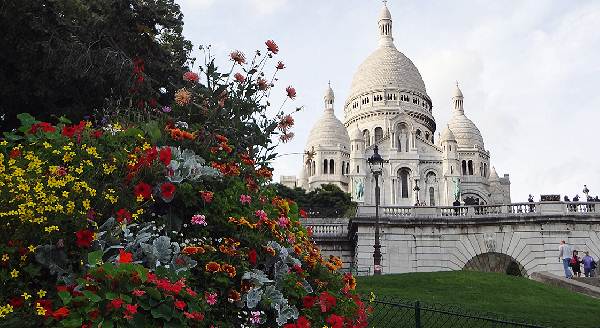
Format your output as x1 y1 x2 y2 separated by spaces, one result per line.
558 240 573 278
582 252 595 277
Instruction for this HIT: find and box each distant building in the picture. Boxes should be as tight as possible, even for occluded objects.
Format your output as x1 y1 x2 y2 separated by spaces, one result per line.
283 3 510 206
280 175 298 189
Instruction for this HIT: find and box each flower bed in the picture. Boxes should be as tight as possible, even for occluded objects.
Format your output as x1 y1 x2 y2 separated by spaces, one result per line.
0 41 368 327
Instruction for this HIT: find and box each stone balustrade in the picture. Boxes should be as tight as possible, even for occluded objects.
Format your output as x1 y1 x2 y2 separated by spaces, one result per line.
355 201 600 218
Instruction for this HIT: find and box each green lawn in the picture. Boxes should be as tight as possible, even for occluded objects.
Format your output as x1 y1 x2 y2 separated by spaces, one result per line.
357 271 600 328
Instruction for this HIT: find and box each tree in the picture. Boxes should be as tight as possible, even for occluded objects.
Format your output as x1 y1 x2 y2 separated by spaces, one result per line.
0 0 193 131
272 183 356 218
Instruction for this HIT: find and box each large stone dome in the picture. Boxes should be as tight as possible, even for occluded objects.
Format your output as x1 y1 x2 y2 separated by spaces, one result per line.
349 45 427 99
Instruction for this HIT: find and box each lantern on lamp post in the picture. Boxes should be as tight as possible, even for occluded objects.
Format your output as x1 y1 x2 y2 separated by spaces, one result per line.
367 145 388 275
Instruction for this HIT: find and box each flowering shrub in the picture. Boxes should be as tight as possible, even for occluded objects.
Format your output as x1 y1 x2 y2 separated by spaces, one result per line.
0 41 368 327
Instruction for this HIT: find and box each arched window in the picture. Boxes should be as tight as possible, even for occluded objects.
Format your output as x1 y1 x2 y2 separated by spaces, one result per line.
484 163 487 177
450 166 453 174
341 161 345 175
329 159 335 174
399 169 410 199
312 162 316 175
468 160 473 175
323 159 328 174
346 162 350 175
374 127 383 142
425 132 430 140
449 145 452 151
356 165 359 174
429 187 435 206
461 160 467 175
416 129 422 137
363 129 370 147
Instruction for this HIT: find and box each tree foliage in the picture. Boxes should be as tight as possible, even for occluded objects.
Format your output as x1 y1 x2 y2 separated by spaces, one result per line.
0 0 193 131
272 183 356 218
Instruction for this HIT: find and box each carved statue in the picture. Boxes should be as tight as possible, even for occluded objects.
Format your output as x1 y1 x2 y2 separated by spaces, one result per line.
354 178 365 201
452 177 461 201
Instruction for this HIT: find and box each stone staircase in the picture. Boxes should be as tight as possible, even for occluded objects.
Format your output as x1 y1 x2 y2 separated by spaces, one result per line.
531 271 600 298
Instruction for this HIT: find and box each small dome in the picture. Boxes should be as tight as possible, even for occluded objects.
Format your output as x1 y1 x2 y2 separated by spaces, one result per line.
447 115 484 148
379 4 392 20
324 84 334 102
453 83 464 98
350 124 363 141
440 125 456 142
306 104 350 150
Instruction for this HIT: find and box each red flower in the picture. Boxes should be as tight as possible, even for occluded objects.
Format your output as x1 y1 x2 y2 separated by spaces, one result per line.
91 130 103 138
302 295 315 309
62 126 77 138
132 289 146 297
299 209 308 218
200 191 214 204
124 303 138 317
134 182 152 200
234 73 245 83
75 230 94 248
230 50 246 64
159 147 172 166
276 61 285 69
174 299 186 311
110 298 124 309
116 209 132 224
248 249 257 266
118 249 133 263
160 182 176 201
265 40 279 54
257 78 268 90
51 307 70 320
29 122 56 134
183 71 199 82
9 148 21 158
284 316 311 328
9 297 23 308
326 314 345 328
286 86 297 99
318 291 337 313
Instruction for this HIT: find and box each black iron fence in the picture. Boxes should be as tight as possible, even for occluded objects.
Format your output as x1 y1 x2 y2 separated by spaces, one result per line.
366 296 548 328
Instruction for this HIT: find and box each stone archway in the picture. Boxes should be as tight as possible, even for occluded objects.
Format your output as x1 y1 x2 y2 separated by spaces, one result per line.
463 252 527 277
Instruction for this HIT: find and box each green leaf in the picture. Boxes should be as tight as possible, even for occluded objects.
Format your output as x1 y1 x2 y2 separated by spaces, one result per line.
16 113 37 126
2 132 23 141
82 290 102 303
60 316 82 328
105 292 118 300
58 291 72 305
151 303 173 320
58 116 72 124
142 121 162 143
87 250 103 266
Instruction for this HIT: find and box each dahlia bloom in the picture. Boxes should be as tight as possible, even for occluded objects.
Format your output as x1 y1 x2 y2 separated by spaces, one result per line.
265 40 279 54
183 71 199 82
175 88 192 106
230 50 246 64
191 214 207 226
286 86 297 99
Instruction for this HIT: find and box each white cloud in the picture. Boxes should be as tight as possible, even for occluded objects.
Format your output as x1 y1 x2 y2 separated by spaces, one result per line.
248 0 288 15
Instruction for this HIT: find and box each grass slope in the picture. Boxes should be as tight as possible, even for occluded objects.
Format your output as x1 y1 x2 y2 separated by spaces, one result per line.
357 271 600 327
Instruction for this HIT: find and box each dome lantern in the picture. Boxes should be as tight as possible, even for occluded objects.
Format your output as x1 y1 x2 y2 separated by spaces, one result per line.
378 1 394 47
324 81 334 111
453 82 464 114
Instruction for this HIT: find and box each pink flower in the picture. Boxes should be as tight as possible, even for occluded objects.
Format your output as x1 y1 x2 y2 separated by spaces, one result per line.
255 210 268 221
278 216 290 228
230 50 246 64
234 73 245 83
191 214 207 226
265 40 279 54
279 132 294 143
132 289 146 297
183 71 199 82
240 194 252 205
250 311 261 324
276 61 285 70
286 86 296 99
205 292 218 305
257 78 268 91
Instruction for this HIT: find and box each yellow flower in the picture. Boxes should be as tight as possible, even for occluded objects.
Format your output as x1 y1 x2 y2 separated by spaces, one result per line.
44 226 59 233
37 290 46 298
28 245 36 253
136 195 144 202
22 292 31 300
42 141 52 149
10 269 19 278
369 291 376 303
0 140 7 146
20 255 27 262
1 254 8 261
35 305 46 316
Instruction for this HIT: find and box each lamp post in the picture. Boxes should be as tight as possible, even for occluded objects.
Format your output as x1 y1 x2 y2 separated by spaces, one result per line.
413 179 420 205
367 145 388 275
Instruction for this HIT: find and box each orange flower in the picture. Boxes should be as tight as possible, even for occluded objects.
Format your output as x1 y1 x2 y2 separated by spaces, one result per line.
228 289 241 303
205 262 221 273
293 245 302 255
265 246 276 257
222 264 237 278
175 88 192 106
182 246 205 255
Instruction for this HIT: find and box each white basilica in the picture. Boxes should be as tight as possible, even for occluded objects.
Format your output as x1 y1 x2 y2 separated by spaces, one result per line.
282 3 511 206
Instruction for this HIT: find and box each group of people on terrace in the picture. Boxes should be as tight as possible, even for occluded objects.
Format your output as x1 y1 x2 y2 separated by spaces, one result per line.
558 240 597 278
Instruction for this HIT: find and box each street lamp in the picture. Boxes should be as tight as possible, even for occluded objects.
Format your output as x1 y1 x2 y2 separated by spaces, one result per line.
413 179 420 206
367 145 388 275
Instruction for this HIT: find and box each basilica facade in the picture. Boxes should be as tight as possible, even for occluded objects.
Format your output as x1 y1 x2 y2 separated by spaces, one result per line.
284 3 511 206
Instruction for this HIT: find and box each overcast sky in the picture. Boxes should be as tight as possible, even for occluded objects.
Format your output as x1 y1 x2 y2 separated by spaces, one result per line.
178 0 600 202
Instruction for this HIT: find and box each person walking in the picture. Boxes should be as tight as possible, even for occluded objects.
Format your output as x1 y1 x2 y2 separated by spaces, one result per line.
558 240 573 278
582 252 595 277
570 250 582 277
